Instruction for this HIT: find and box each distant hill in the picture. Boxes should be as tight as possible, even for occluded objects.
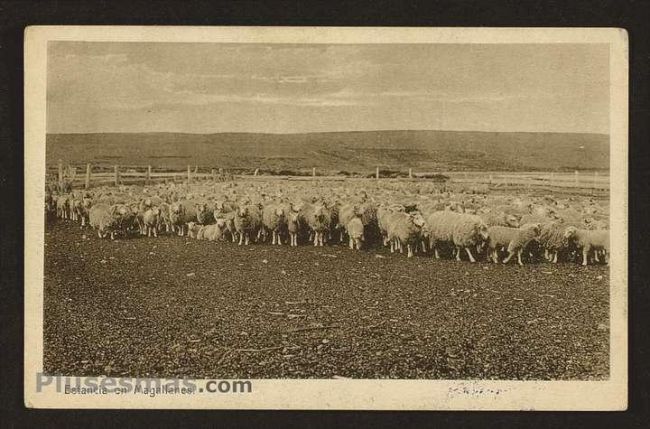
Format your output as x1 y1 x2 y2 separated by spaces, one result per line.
46 130 609 173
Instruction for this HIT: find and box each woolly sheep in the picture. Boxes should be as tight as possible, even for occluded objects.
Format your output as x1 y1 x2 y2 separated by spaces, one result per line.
88 204 124 240
425 211 488 262
287 210 301 247
142 207 160 237
195 202 215 225
233 204 262 245
537 222 571 263
386 212 426 257
346 215 364 250
73 196 93 227
564 226 610 265
262 204 287 245
169 202 196 236
487 223 540 265
303 202 332 246
481 211 521 228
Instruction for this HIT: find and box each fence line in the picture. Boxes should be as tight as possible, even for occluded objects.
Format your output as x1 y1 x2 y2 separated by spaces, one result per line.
48 162 609 191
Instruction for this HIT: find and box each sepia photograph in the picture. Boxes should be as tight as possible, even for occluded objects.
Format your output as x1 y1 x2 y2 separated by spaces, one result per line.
24 26 628 410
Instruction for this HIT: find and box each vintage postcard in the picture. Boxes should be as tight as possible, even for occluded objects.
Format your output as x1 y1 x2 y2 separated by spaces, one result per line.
24 26 628 410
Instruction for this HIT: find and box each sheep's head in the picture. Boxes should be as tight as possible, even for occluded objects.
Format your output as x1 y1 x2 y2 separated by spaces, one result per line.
238 206 249 217
186 222 199 237
410 212 425 228
215 218 227 229
476 222 489 241
505 214 520 228
275 207 284 217
564 226 578 240
288 211 300 223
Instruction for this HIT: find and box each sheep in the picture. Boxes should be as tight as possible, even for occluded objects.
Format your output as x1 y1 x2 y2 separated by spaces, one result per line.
487 223 540 265
563 226 610 266
88 204 124 240
142 207 160 237
262 204 287 245
304 203 332 246
157 203 172 233
233 205 262 245
204 218 227 241
425 211 488 262
56 194 71 219
186 221 203 239
377 204 405 246
169 202 196 236
195 202 215 225
188 220 226 241
480 211 521 228
337 203 357 242
287 210 301 247
537 221 571 263
386 212 426 257
346 215 365 250
72 196 93 227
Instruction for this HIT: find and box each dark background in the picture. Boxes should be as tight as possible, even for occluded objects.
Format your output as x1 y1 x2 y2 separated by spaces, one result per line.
1 0 648 427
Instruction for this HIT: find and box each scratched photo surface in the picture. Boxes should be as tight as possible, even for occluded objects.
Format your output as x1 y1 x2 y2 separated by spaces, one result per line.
43 41 611 381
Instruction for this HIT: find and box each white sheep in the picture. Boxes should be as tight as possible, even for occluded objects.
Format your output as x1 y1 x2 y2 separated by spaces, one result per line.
142 207 160 237
72 196 93 227
481 211 521 228
537 221 570 263
287 210 301 247
386 211 426 257
303 202 332 246
262 204 287 245
425 211 488 262
346 215 365 250
487 223 540 265
563 226 610 265
88 204 124 240
377 204 405 246
233 204 262 245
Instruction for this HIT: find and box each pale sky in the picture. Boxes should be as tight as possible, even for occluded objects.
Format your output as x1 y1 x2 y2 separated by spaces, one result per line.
47 42 609 134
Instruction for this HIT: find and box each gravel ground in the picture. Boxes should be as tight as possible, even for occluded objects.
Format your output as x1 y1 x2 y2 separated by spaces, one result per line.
43 220 609 380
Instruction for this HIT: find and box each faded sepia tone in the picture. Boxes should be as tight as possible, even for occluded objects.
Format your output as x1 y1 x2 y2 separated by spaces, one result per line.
25 26 627 410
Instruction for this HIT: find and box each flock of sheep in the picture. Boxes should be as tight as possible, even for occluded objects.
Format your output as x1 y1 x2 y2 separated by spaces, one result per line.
46 179 610 266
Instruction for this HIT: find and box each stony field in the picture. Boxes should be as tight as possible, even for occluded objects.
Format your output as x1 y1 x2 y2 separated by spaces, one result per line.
43 219 609 380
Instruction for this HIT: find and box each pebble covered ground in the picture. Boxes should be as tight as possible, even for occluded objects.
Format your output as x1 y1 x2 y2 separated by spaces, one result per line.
43 220 609 380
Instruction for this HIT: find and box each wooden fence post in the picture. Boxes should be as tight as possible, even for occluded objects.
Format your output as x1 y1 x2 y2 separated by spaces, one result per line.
114 165 119 186
376 167 379 180
312 167 316 177
489 174 493 185
409 168 412 179
574 170 579 186
187 165 191 184
57 159 63 189
85 163 91 189
211 169 216 181
146 165 151 184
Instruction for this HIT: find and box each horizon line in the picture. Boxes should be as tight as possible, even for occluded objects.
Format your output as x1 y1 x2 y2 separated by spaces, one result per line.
46 128 610 136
